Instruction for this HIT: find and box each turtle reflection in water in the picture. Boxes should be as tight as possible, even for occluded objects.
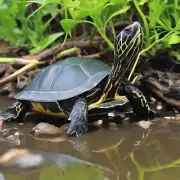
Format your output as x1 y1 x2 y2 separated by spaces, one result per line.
0 22 155 137
0 148 111 173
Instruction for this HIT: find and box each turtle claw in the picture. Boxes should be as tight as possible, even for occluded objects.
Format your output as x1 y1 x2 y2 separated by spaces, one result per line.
67 123 88 137
0 112 15 121
67 129 75 136
148 109 158 119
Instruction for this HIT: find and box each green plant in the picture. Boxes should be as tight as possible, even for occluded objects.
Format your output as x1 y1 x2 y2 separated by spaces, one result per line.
2 0 180 66
61 0 132 49
0 0 64 54
133 0 180 50
28 0 132 49
128 0 180 79
0 0 27 46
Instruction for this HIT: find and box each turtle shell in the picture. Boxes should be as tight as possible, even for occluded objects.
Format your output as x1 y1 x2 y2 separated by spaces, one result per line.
15 57 111 102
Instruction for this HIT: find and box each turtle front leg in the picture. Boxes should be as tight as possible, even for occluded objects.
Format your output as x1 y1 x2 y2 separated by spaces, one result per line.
67 97 88 137
0 101 27 122
120 85 157 119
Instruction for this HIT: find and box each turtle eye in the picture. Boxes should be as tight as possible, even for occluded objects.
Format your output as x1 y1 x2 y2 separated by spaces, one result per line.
124 27 132 35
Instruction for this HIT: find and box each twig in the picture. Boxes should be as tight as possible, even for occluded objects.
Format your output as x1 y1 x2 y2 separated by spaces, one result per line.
0 58 42 65
55 47 80 59
0 61 42 86
83 52 105 59
22 36 105 61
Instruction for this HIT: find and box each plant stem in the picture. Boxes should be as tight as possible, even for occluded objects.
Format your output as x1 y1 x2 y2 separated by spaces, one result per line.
56 47 80 58
98 29 114 50
64 7 68 19
110 22 116 40
133 0 150 46
28 4 44 19
81 20 114 49
128 30 174 80
0 58 43 65
0 61 40 86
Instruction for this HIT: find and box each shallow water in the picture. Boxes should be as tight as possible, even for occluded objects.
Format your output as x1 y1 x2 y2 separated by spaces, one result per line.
0 96 180 180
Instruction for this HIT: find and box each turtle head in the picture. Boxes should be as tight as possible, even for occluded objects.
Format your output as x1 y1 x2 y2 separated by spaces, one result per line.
100 22 143 100
113 22 143 77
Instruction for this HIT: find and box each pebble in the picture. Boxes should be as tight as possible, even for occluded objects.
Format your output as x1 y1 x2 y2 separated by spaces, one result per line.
0 148 44 170
30 122 68 136
138 120 152 129
157 105 163 110
92 120 103 126
18 123 24 126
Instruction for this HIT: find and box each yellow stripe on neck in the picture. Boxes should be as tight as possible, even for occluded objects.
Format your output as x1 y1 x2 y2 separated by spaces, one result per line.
114 91 122 100
88 83 113 108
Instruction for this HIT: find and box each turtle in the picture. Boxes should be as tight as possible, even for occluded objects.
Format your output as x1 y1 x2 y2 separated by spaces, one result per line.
136 68 180 113
0 22 154 137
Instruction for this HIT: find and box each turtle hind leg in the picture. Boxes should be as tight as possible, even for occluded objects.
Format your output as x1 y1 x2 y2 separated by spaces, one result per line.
0 101 28 121
67 97 88 137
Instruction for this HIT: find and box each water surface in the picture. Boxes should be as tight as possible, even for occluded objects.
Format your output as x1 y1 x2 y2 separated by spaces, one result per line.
0 96 180 180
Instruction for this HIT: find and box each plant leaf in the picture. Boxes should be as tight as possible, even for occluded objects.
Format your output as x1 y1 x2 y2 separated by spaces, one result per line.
175 18 180 30
148 0 167 28
138 0 148 6
30 32 64 54
60 19 83 34
170 51 180 61
162 33 180 48
168 33 180 45
110 0 130 5
104 5 130 30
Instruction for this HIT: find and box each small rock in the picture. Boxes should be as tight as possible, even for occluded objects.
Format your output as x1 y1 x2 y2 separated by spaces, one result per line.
157 105 163 110
164 116 174 120
0 128 18 137
18 123 24 126
92 120 103 126
164 114 180 121
108 112 115 117
0 148 44 170
138 120 152 129
30 122 68 136
0 121 3 130
6 132 24 146
124 117 129 121
0 117 5 121
175 114 180 121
